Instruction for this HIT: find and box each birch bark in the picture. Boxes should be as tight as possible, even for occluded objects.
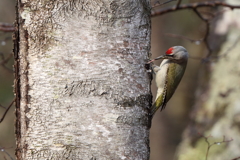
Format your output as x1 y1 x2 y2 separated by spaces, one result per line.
14 0 151 159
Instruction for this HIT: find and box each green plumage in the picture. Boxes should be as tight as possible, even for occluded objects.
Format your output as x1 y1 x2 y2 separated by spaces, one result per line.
150 61 187 116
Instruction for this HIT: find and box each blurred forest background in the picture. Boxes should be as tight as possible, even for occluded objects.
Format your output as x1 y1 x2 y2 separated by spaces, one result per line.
150 0 203 159
0 0 16 159
0 0 239 160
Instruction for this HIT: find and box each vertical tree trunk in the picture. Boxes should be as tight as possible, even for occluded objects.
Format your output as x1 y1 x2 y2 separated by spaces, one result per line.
14 0 151 159
176 0 240 159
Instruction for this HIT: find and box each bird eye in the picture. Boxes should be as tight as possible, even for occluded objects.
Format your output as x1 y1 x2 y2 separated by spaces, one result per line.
166 54 173 57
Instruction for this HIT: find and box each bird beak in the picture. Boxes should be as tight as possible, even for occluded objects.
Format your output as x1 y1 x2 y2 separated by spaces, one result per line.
147 55 173 64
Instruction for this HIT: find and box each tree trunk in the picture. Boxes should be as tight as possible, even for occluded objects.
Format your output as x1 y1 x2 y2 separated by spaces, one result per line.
14 0 151 159
176 0 240 159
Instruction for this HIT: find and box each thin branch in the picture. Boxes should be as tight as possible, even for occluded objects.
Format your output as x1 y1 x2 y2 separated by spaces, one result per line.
191 8 212 56
0 99 15 123
0 65 13 73
0 146 14 160
0 53 13 65
176 0 182 8
187 36 240 62
0 22 13 27
0 22 14 32
203 24 212 58
0 53 13 73
151 1 240 17
198 34 240 62
202 135 233 160
152 1 240 59
164 33 203 44
152 0 177 8
193 8 206 21
196 9 229 20
0 104 6 109
222 37 240 56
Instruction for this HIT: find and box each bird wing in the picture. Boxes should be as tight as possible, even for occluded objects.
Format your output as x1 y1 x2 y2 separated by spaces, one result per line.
150 68 168 115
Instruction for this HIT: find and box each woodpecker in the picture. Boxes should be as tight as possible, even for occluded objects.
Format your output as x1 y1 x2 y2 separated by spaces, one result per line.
148 46 188 116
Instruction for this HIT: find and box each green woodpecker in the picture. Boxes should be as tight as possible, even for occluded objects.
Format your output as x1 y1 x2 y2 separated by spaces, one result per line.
148 46 188 116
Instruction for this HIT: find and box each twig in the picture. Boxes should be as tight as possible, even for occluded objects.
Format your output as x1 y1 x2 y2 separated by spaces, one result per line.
212 36 240 60
165 31 213 61
176 0 182 8
202 135 233 160
164 33 203 44
151 1 240 17
0 22 14 32
152 1 240 60
0 99 15 123
0 104 6 109
152 0 177 8
0 146 14 160
0 22 13 27
0 53 13 65
0 53 13 73
191 8 213 57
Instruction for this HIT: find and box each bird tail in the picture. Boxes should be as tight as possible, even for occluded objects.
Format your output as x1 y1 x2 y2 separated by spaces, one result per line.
150 101 166 116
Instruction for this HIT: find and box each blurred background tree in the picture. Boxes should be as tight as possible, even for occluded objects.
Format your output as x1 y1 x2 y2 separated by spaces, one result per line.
1 0 240 159
0 0 16 159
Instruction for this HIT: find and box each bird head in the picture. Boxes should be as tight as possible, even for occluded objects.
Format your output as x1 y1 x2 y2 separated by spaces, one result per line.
148 46 188 63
